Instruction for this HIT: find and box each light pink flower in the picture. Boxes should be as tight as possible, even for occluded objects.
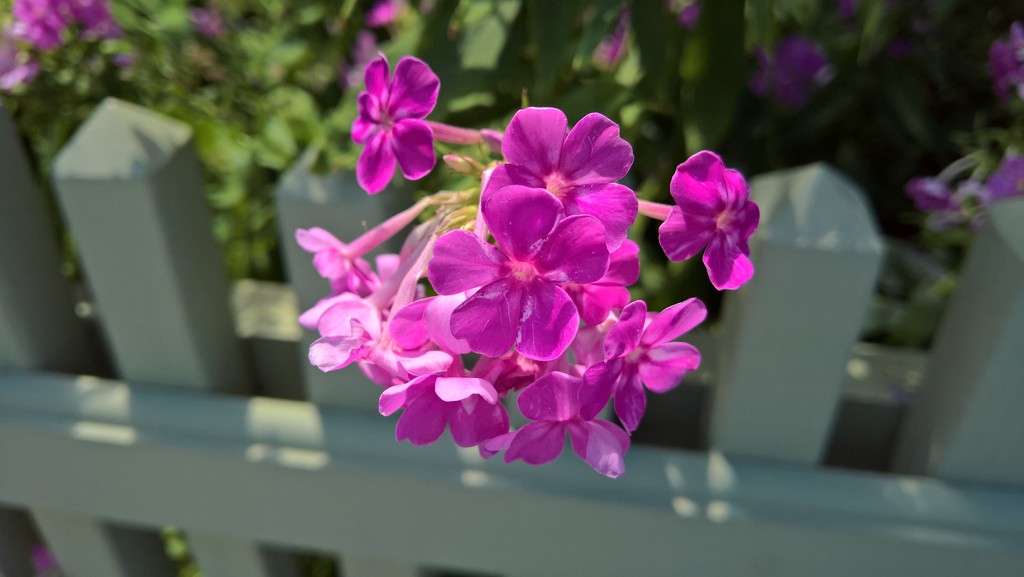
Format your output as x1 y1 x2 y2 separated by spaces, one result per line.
353 55 439 194
581 299 705 433
483 107 637 249
428 186 610 361
490 371 630 478
658 151 759 290
295 227 381 297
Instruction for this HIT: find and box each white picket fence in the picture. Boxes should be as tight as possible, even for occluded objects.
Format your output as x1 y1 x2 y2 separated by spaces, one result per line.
1 98 1023 577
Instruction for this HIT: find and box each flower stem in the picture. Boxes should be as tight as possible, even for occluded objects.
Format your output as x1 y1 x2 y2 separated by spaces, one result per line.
425 120 484 145
347 196 433 258
637 199 674 221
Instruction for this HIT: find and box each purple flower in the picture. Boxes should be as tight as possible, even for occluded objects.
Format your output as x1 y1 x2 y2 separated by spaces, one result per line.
66 0 121 40
987 155 1024 200
750 35 832 109
190 6 224 38
658 151 760 290
32 545 59 574
838 0 856 20
483 107 637 250
428 186 610 361
492 371 631 478
11 0 67 50
990 22 1024 103
592 8 629 68
352 55 439 194
581 299 705 432
296 227 381 297
365 0 407 28
668 1 701 29
563 239 639 326
0 32 40 91
379 370 509 447
113 52 135 68
905 176 958 213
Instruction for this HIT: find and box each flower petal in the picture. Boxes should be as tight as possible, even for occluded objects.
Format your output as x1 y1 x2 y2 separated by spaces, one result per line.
658 206 715 262
392 119 436 180
352 93 380 144
640 297 707 348
450 278 524 358
449 396 510 447
559 113 633 186
387 56 440 120
480 163 545 203
575 284 630 326
535 214 610 284
482 185 563 261
580 358 623 421
317 297 381 339
569 183 638 250
639 342 701 393
604 239 640 286
425 293 472 354
363 55 390 102
295 227 345 253
389 298 431 350
398 350 453 376
605 300 647 358
517 371 582 421
379 374 433 416
502 107 567 177
516 280 578 361
703 233 755 290
669 150 732 213
356 131 397 194
308 335 364 372
568 420 630 478
428 230 507 294
613 365 646 433
434 377 499 404
395 391 449 446
504 421 566 466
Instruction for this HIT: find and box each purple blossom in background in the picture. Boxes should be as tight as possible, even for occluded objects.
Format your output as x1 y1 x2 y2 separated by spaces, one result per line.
990 22 1024 103
0 30 40 91
659 151 760 290
751 35 833 109
67 0 121 40
189 6 224 38
838 0 856 19
32 545 60 576
987 155 1024 200
352 55 439 193
365 0 407 28
582 299 705 433
11 0 67 50
113 52 135 68
905 177 957 213
667 0 700 29
483 107 637 250
592 8 629 69
338 31 378 92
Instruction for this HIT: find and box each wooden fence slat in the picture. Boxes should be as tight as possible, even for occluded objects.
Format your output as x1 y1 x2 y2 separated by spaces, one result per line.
893 198 1024 486
0 105 100 375
32 510 176 577
189 532 301 577
275 150 411 408
341 555 422 577
0 506 38 577
51 97 249 393
710 164 885 463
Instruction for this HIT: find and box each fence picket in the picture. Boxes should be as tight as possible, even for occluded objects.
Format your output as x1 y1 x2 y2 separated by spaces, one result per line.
0 507 38 577
710 164 885 463
275 150 413 408
341 555 422 577
51 98 249 393
189 533 301 577
893 198 1024 486
32 511 176 577
0 105 100 375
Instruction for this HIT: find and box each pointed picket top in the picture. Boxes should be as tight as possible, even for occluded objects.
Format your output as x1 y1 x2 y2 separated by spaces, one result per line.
53 98 192 181
755 163 884 253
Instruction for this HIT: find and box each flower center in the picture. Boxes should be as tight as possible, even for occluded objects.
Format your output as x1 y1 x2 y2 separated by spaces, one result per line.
509 261 539 281
625 347 646 363
544 172 570 198
716 210 733 231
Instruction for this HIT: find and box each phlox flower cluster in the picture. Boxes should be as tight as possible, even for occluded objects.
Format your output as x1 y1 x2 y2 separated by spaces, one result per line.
750 35 833 109
990 21 1024 104
905 153 1024 231
299 54 760 478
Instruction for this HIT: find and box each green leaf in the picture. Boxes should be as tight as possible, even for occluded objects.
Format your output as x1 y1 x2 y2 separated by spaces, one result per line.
526 0 580 96
572 0 628 70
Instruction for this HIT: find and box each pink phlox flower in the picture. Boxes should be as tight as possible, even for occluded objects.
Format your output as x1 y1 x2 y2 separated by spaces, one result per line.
592 8 629 69
750 35 832 109
658 151 760 290
487 371 630 478
483 107 637 250
0 30 39 91
190 6 224 38
389 293 472 355
379 367 509 447
353 54 439 194
365 0 407 28
986 155 1024 201
472 349 575 396
295 227 381 297
581 299 705 433
990 22 1024 103
905 176 958 213
563 238 638 326
66 0 121 40
428 186 610 361
11 0 67 50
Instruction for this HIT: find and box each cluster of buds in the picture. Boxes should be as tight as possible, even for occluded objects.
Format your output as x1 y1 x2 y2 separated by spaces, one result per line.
298 55 759 478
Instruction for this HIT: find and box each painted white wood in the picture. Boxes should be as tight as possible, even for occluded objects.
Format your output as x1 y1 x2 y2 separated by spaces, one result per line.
189 532 300 577
1 371 1022 577
0 105 100 375
711 164 885 463
275 149 412 408
893 198 1024 486
0 506 37 577
341 555 421 577
51 98 248 392
31 510 175 577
